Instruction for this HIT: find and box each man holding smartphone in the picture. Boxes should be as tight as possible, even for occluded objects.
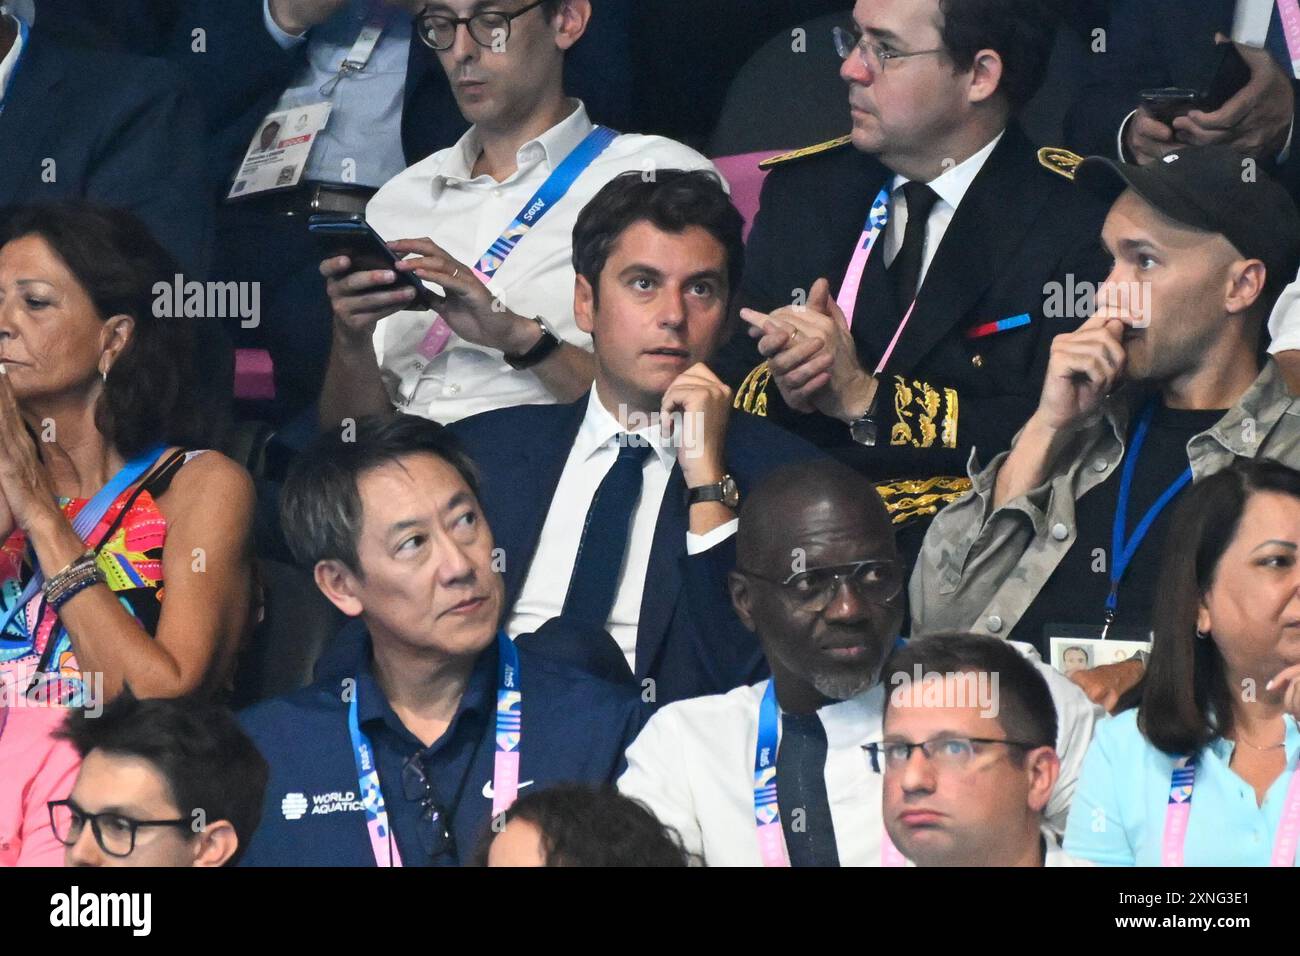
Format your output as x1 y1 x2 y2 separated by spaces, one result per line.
1068 2 1299 180
317 0 715 430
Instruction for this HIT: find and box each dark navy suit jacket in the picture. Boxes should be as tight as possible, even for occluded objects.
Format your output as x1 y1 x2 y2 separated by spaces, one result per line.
1066 0 1300 203
446 395 827 706
0 24 213 275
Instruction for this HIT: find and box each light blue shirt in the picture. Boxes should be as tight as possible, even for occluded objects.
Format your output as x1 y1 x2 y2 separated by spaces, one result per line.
1064 708 1300 866
263 0 411 187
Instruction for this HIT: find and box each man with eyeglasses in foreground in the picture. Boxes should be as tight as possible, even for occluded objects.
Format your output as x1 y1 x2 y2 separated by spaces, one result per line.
618 459 1099 866
715 0 1110 567
49 694 268 867
877 632 1092 867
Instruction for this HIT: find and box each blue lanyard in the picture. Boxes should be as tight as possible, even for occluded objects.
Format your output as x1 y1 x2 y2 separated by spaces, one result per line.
0 16 30 118
475 125 618 279
0 442 168 658
750 680 790 865
1105 402 1193 633
348 631 522 867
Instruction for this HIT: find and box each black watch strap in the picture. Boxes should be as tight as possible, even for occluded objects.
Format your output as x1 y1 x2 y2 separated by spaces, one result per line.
505 318 561 370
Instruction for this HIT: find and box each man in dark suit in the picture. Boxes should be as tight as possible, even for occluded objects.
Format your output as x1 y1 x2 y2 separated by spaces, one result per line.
712 0 1110 564
444 171 825 707
1066 0 1300 199
0 11 212 276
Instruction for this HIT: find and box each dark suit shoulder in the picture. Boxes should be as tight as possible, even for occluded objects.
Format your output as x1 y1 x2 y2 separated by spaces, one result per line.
516 644 643 715
725 408 827 484
447 400 582 449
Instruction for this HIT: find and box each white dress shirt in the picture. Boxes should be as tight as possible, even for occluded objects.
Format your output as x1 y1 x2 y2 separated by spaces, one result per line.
0 13 25 103
618 642 1101 866
505 386 738 672
365 101 717 423
881 131 1004 288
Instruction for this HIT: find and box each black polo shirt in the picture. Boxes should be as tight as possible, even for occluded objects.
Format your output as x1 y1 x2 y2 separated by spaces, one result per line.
238 634 646 866
1010 401 1228 656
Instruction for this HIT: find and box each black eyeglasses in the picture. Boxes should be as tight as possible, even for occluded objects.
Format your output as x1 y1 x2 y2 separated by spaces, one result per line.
737 558 904 612
402 752 457 860
863 736 1041 774
417 0 550 52
48 798 191 858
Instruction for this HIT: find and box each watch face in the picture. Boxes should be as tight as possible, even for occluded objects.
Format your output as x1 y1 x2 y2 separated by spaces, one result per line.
850 416 878 447
721 476 740 509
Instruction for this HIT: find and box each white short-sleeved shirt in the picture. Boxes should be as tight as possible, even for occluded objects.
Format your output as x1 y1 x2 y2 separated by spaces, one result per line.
365 100 718 423
619 643 1102 866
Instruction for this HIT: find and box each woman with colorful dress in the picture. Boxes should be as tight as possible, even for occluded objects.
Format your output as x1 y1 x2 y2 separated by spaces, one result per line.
0 200 255 711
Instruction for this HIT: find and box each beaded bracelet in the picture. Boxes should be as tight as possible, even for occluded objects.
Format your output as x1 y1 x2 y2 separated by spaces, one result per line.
44 549 105 611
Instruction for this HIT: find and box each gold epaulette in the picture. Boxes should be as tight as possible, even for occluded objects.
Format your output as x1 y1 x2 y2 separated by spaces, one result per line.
875 476 973 526
733 361 771 416
1037 146 1085 181
759 135 853 170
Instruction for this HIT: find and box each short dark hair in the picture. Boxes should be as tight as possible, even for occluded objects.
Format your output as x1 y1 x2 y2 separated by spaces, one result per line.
571 169 744 305
57 693 268 866
0 201 203 458
281 414 481 575
883 632 1058 756
473 784 696 866
1131 459 1300 754
938 0 1061 113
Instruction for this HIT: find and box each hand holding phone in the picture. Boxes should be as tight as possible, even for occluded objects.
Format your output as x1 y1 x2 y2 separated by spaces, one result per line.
311 214 440 341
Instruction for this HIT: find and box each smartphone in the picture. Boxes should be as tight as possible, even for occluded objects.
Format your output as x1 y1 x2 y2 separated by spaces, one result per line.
1138 87 1198 124
307 213 437 310
1197 41 1250 114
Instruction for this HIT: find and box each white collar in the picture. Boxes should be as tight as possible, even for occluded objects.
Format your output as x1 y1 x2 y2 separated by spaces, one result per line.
574 385 678 471
807 682 886 750
439 99 593 184
891 129 1005 211
0 13 25 101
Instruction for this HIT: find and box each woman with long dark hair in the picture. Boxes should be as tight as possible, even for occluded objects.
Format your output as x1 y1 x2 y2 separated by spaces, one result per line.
1064 459 1300 865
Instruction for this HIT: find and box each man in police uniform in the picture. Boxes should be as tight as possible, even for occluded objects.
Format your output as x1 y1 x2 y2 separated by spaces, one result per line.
713 0 1110 564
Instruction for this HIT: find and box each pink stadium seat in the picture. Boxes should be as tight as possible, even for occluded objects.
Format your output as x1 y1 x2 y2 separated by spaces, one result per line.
712 151 781 242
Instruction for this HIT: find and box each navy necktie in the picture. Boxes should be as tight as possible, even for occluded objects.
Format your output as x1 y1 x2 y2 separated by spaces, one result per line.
777 711 841 867
560 438 653 630
1266 3 1297 78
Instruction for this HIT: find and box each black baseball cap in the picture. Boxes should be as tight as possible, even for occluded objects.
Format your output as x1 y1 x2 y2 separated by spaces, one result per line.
1076 145 1300 293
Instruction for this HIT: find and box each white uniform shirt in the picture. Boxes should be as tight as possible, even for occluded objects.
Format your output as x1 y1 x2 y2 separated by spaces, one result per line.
505 387 737 672
619 642 1101 866
365 101 717 422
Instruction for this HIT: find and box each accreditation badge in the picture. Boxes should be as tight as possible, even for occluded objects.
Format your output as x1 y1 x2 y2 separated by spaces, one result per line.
1046 623 1151 677
227 101 333 200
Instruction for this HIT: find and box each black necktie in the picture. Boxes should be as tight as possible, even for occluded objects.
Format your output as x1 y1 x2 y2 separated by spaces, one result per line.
560 438 653 630
777 711 841 867
889 181 940 308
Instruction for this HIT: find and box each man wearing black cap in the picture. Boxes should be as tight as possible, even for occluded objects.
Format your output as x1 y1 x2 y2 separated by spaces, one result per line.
912 144 1300 710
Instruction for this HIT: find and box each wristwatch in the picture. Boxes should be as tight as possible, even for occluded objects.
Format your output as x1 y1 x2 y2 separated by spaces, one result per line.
504 316 561 370
848 390 881 447
687 474 740 509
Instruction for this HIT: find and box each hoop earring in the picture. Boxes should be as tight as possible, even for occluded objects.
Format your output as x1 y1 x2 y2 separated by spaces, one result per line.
1195 628 1210 640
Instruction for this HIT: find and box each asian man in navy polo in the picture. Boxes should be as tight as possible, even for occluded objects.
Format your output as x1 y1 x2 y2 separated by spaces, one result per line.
238 415 644 866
